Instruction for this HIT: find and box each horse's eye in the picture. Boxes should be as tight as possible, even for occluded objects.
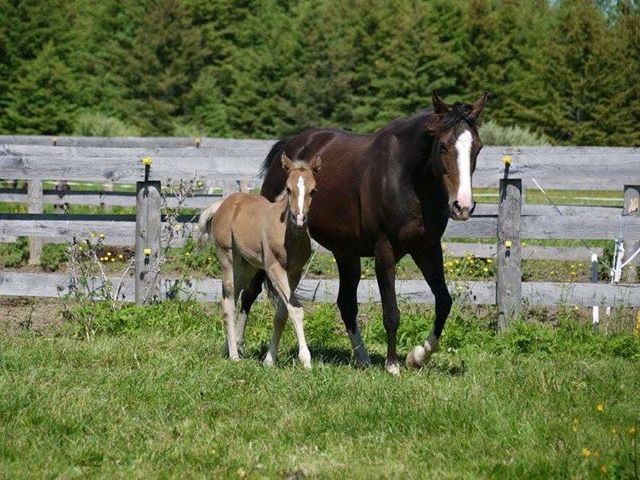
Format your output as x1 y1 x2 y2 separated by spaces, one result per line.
310 189 317 196
286 187 291 193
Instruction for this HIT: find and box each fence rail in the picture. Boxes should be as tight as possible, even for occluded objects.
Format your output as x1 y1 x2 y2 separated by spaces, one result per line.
1 136 639 324
1 272 639 306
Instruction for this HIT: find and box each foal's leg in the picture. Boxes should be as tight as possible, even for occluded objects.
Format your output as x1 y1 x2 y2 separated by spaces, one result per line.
406 244 452 369
267 265 312 369
263 299 287 366
219 247 240 361
335 255 371 367
374 237 400 376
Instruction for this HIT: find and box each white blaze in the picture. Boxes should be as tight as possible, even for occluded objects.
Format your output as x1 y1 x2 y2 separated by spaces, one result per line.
296 175 305 226
454 130 473 208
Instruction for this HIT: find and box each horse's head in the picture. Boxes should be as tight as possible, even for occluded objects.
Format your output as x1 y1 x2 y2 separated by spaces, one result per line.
426 91 489 221
281 153 321 229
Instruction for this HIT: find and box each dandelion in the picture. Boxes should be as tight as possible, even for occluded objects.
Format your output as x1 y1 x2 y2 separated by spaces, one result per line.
581 448 592 458
143 248 152 256
522 241 527 247
486 259 492 264
185 252 191 257
141 156 153 166
629 426 637 435
483 267 488 273
106 252 112 256
110 258 115 262
504 240 512 248
596 403 604 412
118 254 124 259
502 155 512 166
98 233 105 239
90 232 96 237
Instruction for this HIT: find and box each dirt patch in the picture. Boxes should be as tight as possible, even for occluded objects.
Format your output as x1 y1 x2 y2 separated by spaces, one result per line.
0 297 66 333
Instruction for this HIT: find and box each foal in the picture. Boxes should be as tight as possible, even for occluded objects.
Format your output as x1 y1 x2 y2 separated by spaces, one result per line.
201 154 321 368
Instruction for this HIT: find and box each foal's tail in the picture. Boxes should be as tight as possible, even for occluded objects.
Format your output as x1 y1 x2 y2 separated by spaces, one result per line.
196 200 223 245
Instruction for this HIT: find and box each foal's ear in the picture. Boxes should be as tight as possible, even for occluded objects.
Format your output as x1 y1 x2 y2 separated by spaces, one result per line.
281 153 294 173
470 92 490 119
310 155 322 173
432 91 450 114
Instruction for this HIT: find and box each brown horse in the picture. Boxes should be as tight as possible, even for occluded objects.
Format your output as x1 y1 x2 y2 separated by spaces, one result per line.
240 92 488 374
200 154 321 368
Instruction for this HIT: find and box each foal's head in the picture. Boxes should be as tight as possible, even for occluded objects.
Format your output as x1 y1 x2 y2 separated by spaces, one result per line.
426 91 489 221
281 153 321 229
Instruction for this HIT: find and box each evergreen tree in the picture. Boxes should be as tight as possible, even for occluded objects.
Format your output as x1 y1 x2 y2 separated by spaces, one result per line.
3 42 77 134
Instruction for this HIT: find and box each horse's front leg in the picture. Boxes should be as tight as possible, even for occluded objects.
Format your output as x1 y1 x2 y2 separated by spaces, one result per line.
267 265 311 369
374 237 400 375
407 243 452 369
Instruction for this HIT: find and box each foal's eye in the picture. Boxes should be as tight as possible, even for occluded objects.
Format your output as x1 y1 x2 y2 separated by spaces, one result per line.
310 189 317 196
286 187 291 194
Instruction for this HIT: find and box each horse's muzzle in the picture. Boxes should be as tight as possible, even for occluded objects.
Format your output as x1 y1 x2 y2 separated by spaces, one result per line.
449 200 476 221
291 212 307 228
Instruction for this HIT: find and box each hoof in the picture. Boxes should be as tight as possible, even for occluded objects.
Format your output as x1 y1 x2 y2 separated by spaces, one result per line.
385 360 400 376
352 353 372 369
263 353 275 367
406 345 426 369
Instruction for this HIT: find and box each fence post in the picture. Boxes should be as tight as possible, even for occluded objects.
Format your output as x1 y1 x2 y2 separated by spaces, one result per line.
27 180 43 265
135 180 162 304
222 179 237 198
622 185 640 283
496 178 522 330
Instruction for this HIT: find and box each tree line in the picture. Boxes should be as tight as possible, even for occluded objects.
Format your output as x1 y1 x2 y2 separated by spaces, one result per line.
0 0 638 145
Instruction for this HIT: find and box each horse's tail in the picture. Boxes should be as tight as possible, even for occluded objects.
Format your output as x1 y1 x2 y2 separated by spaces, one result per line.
260 138 287 176
196 200 223 245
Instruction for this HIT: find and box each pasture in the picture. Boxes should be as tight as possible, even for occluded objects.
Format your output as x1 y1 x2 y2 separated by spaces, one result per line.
1 299 639 479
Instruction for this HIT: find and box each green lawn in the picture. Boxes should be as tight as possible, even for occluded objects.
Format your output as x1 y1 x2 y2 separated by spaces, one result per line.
1 301 638 479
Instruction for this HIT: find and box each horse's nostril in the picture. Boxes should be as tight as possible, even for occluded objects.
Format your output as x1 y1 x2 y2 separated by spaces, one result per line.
451 201 462 214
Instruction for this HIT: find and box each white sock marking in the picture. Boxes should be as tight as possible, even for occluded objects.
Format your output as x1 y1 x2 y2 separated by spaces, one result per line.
455 130 473 208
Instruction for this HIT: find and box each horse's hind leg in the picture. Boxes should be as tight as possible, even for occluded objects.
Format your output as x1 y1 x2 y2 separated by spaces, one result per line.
263 299 287 366
374 237 400 376
219 247 240 361
406 244 451 369
335 255 371 368
236 270 266 352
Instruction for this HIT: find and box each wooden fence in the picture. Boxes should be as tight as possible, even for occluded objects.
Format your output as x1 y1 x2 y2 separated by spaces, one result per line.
1 136 639 326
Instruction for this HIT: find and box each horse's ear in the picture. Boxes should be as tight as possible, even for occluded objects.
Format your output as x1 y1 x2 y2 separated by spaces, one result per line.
310 155 322 173
425 114 443 135
281 152 294 173
470 92 490 119
432 91 450 114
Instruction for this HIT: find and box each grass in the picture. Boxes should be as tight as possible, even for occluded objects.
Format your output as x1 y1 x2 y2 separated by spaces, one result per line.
1 300 639 478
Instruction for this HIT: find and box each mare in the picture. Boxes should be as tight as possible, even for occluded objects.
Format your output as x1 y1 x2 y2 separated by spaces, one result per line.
200 154 321 368
239 92 488 375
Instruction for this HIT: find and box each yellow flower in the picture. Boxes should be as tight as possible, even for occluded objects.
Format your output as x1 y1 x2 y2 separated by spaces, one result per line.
581 448 592 458
236 468 247 479
143 248 152 256
502 155 512 166
483 267 488 272
141 156 153 166
629 427 637 435
504 240 512 248
110 258 115 262
118 254 124 259
98 233 105 239
486 259 492 264
106 252 111 256
90 232 96 237
522 241 526 247
596 403 604 412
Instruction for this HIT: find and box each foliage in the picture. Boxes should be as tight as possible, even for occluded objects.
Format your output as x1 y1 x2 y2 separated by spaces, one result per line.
479 119 550 146
72 112 140 137
0 0 639 144
40 243 69 272
0 237 28 268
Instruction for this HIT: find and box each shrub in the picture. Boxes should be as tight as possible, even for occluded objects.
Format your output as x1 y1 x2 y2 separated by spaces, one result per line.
0 237 29 267
73 112 140 137
479 120 550 146
41 243 69 271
